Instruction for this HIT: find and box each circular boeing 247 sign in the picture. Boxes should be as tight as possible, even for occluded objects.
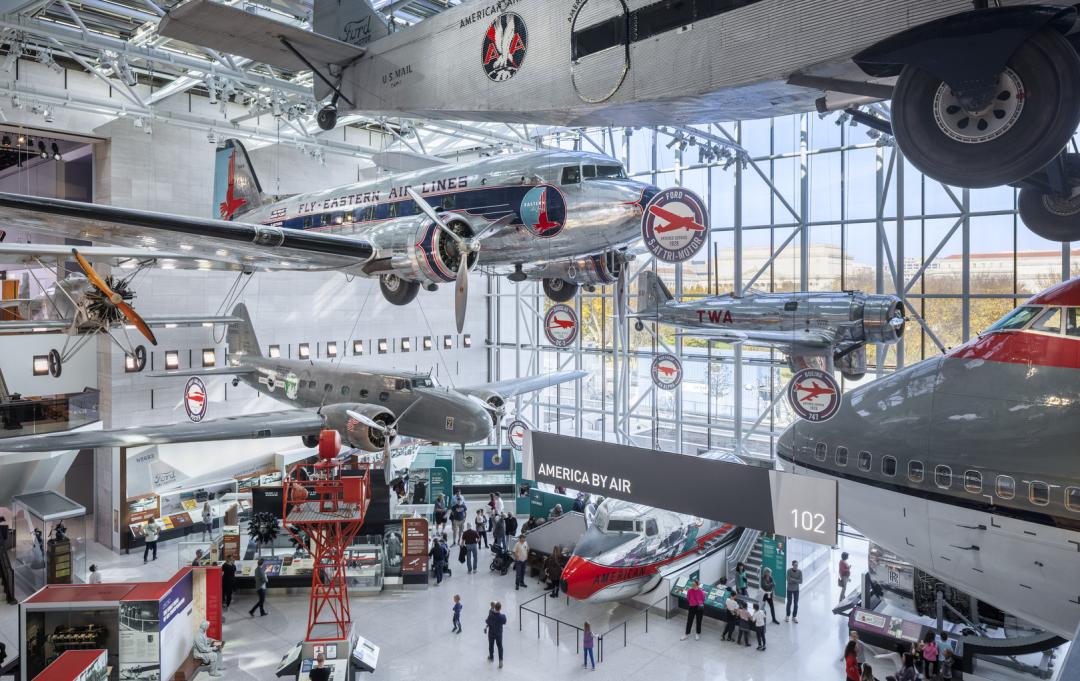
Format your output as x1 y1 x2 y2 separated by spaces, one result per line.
787 368 841 422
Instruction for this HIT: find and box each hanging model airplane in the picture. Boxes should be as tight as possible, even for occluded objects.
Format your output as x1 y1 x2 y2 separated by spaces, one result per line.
0 303 587 479
778 277 1080 639
0 141 667 334
0 247 238 377
630 271 906 379
156 0 1080 241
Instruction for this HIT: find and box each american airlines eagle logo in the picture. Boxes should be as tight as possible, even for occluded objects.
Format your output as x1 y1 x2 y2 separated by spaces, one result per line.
482 13 527 82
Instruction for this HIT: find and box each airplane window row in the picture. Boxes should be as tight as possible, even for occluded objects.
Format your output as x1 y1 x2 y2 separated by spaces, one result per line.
987 304 1080 336
815 442 1080 512
264 335 469 360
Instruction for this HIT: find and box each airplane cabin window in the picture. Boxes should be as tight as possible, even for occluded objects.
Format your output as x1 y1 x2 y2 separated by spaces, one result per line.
814 442 827 461
987 305 1041 332
1068 309 1080 337
1029 481 1050 506
908 460 924 482
996 475 1016 499
882 456 897 477
858 451 872 472
645 519 658 536
324 383 333 392
340 386 350 396
963 470 983 493
934 465 952 489
583 165 596 179
835 446 848 466
359 389 369 398
1066 487 1080 512
1030 307 1062 334
561 166 581 184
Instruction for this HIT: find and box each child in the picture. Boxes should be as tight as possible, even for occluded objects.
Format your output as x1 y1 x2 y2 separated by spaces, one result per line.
452 594 462 634
583 622 595 670
736 601 753 647
940 648 955 680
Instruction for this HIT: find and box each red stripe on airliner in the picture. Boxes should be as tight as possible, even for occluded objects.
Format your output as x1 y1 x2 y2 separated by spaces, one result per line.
947 331 1080 370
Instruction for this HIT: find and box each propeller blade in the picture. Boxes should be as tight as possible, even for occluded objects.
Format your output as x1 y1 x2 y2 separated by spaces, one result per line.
115 300 158 346
615 268 628 328
455 254 468 333
71 249 120 304
407 188 463 245
383 436 393 486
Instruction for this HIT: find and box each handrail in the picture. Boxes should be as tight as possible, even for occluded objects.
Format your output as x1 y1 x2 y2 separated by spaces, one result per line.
595 594 670 663
726 528 760 581
518 589 586 653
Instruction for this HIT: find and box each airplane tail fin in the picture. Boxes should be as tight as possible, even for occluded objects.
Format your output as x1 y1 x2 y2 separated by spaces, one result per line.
635 271 674 315
312 0 389 96
227 303 263 361
214 139 270 221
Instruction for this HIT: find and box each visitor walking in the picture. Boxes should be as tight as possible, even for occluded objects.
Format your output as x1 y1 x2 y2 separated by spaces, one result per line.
838 551 851 601
452 594 462 633
785 560 803 623
248 558 268 616
761 567 780 624
681 580 705 640
512 535 529 589
143 520 159 563
463 523 480 573
221 557 236 610
430 536 449 584
583 622 595 669
486 602 507 668
844 640 860 681
492 513 507 551
475 510 489 548
88 564 102 584
201 501 214 541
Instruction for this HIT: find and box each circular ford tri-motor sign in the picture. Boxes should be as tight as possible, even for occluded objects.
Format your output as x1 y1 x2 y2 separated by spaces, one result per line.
544 304 578 347
650 354 683 390
641 187 709 263
184 377 208 423
507 419 529 451
787 368 842 422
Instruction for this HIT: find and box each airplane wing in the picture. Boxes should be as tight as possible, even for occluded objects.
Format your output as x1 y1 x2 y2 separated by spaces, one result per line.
0 408 325 453
0 193 374 273
145 366 257 378
675 329 835 352
0 320 70 332
0 243 192 268
158 0 364 72
674 329 749 344
461 370 588 399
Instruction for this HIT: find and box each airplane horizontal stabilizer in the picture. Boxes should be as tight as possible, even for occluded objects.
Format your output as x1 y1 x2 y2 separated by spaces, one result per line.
159 0 365 72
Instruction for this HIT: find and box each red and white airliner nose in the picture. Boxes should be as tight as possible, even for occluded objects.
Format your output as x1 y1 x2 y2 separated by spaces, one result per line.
559 555 598 600
560 555 659 602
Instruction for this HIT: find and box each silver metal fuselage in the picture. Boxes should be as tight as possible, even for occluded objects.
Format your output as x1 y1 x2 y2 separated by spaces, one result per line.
240 150 655 278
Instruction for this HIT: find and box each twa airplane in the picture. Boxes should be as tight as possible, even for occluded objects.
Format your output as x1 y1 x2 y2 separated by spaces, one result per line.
0 141 665 332
158 0 1080 241
779 277 1080 639
560 497 743 602
631 272 906 380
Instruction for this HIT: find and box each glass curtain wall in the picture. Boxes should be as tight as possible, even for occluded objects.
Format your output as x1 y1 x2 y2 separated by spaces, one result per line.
487 113 1077 457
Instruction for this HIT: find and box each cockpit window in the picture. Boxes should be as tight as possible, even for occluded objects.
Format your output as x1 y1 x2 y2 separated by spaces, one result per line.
411 377 435 388
561 166 581 184
594 165 627 179
606 519 637 533
1030 307 1062 334
582 164 596 180
986 305 1041 332
1068 309 1080 337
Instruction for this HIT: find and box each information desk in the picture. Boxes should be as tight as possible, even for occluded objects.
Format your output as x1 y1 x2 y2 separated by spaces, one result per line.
847 607 966 674
670 576 757 621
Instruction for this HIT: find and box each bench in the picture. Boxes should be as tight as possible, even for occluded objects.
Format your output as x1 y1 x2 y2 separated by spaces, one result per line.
171 653 207 681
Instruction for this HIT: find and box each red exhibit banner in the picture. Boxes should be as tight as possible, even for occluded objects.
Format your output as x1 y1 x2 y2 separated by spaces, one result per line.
201 566 223 639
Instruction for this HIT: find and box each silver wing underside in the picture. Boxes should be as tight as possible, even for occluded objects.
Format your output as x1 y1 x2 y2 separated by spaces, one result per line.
0 408 326 452
0 315 239 333
462 370 588 399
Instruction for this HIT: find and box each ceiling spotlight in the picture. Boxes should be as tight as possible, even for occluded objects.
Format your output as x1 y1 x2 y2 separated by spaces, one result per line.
1 136 9 147
51 142 60 160
17 134 25 144
37 140 46 158
207 130 218 144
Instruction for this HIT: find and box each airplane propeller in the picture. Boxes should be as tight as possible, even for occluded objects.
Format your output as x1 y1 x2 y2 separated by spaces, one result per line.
71 248 158 346
346 398 423 485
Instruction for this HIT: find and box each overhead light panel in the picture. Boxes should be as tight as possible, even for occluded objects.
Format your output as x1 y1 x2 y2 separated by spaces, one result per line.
268 344 281 358
202 349 216 367
352 340 363 356
165 351 180 370
298 343 310 360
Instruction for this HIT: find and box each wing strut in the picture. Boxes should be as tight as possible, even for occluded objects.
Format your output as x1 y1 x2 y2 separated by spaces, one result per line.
279 37 355 107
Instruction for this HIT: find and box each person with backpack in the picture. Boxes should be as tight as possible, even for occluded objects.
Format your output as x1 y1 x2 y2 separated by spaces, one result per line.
450 491 467 546
486 602 507 668
434 494 448 537
838 551 852 601
429 537 448 584
583 622 595 669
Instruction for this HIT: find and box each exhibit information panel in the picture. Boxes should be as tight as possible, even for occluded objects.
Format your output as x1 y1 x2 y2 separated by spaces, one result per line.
401 518 429 575
524 432 838 545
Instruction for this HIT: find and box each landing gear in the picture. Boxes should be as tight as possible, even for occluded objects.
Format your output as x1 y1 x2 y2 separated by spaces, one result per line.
47 349 61 378
634 320 644 332
542 278 578 303
231 377 240 388
316 105 337 131
132 345 147 373
379 274 420 306
1018 185 1080 242
507 263 527 283
891 29 1080 188
302 434 319 448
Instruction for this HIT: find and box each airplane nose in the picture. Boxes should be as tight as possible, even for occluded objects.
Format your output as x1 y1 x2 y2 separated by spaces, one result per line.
453 396 492 443
559 555 594 600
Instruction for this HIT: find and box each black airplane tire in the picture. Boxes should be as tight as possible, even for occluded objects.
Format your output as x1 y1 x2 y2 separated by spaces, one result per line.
891 29 1080 189
317 105 337 131
133 345 147 372
379 275 421 306
48 349 61 378
542 278 578 303
302 434 320 448
1018 186 1080 242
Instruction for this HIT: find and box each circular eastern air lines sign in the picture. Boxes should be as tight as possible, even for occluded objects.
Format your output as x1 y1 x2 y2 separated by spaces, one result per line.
184 377 208 423
544 304 578 347
507 419 529 451
787 368 842 422
519 185 566 238
482 13 527 82
651 354 683 390
641 187 710 263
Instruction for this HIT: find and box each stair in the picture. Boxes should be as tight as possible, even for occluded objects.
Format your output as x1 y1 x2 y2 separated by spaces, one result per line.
745 538 763 590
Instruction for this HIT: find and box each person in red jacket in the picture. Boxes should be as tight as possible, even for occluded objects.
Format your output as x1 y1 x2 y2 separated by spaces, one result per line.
844 640 860 681
681 580 706 641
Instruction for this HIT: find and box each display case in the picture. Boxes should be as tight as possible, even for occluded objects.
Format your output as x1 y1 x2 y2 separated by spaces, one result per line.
452 446 517 496
124 480 241 551
11 491 87 593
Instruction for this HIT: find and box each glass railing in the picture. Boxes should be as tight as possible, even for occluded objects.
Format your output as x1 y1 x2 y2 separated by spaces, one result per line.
0 388 100 437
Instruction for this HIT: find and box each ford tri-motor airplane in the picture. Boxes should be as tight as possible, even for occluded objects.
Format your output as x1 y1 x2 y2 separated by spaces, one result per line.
779 277 1080 639
0 303 586 472
157 0 1080 241
0 141 664 333
632 272 906 380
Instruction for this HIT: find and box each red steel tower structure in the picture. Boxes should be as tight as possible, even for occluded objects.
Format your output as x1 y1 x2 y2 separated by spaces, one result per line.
282 430 371 642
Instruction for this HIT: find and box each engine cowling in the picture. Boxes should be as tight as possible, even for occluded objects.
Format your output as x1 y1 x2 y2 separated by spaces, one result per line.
835 345 867 381
320 403 396 452
465 390 505 427
388 214 478 286
861 295 905 344
529 250 625 287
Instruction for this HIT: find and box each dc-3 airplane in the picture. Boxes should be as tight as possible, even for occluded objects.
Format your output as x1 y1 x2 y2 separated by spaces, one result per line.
0 140 667 333
0 302 586 480
158 0 1080 241
0 247 237 377
779 277 1080 639
631 272 906 380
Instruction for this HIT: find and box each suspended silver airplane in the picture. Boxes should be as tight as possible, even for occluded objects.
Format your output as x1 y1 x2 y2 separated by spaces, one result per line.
0 303 586 476
0 141 663 333
157 0 1080 241
0 247 237 377
631 272 905 379
778 277 1080 639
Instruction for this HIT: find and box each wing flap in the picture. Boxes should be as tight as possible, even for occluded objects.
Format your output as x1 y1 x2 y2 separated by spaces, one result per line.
0 408 324 452
0 193 373 272
0 320 70 331
159 0 365 71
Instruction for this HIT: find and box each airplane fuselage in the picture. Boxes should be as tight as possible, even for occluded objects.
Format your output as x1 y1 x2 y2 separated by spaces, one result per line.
778 292 1080 637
